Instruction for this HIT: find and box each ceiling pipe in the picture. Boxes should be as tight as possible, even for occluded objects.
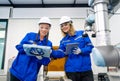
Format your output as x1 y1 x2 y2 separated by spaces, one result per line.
73 0 76 7
8 0 15 7
41 0 45 7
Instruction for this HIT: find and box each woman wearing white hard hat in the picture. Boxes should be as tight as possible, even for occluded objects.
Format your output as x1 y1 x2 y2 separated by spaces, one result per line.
51 16 94 81
9 17 52 81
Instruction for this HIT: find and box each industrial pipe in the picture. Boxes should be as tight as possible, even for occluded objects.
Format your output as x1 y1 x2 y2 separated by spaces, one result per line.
89 0 120 67
92 45 120 66
94 0 111 46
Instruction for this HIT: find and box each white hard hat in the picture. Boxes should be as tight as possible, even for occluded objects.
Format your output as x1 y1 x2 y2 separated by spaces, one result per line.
38 17 51 26
59 16 72 25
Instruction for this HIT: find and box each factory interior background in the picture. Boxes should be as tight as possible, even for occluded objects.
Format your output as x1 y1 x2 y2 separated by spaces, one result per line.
0 0 120 81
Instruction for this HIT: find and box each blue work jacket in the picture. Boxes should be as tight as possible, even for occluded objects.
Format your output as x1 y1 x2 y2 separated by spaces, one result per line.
10 32 52 81
52 30 94 72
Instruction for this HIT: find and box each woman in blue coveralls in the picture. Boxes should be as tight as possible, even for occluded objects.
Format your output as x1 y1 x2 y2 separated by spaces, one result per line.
9 17 52 81
51 16 94 81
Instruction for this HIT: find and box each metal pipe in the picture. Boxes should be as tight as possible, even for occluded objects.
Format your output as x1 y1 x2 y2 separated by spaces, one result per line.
92 46 120 66
91 0 120 67
94 0 111 46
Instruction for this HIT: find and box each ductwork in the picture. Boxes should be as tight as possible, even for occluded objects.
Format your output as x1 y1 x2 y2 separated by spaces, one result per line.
94 0 111 46
92 46 120 66
89 0 120 67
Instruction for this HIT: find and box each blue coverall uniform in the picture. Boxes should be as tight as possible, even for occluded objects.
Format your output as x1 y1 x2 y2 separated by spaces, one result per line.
10 32 52 81
52 30 94 72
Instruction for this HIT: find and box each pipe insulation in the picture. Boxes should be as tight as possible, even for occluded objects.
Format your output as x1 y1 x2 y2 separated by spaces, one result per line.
94 0 111 46
92 46 120 66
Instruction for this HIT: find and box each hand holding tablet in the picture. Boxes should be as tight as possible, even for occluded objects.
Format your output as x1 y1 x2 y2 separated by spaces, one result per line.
65 43 79 55
23 44 51 58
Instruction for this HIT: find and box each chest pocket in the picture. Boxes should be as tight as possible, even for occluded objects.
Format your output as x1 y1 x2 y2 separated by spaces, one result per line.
75 37 85 48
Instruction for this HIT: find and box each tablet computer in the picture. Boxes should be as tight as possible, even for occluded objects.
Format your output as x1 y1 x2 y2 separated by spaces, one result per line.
23 44 51 58
65 43 79 55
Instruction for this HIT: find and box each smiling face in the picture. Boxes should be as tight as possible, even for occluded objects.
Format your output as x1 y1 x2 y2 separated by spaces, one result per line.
60 22 71 33
60 22 75 37
39 23 50 38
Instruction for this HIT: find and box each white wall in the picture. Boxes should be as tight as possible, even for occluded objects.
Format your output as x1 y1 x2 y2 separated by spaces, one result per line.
0 7 10 19
109 8 120 45
0 7 89 19
12 8 88 18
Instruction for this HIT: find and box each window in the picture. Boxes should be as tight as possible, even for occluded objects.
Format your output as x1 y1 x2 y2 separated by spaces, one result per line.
0 19 8 69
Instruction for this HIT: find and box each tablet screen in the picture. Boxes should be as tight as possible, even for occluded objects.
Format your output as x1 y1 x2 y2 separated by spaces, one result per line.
23 44 51 58
65 43 79 55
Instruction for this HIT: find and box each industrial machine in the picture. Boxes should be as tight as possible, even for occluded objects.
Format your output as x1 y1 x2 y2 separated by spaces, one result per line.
85 0 120 81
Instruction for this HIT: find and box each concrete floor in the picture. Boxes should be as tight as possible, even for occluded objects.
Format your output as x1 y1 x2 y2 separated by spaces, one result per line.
0 75 6 81
0 74 120 81
0 75 97 81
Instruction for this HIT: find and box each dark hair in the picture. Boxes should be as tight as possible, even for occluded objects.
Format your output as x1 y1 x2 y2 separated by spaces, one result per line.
34 31 49 45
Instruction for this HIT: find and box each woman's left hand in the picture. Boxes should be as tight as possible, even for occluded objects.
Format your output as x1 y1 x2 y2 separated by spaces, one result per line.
72 47 81 54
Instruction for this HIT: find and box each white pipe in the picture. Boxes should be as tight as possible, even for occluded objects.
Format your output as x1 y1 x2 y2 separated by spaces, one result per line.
94 0 111 46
